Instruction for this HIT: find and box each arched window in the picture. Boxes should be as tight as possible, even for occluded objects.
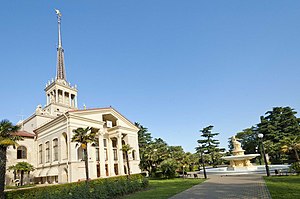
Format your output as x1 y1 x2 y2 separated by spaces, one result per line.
77 146 84 161
132 150 136 160
45 141 50 163
39 144 43 164
17 146 27 159
61 133 68 160
53 138 58 161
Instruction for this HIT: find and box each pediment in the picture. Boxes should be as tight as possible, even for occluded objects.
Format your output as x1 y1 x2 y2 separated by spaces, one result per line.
68 107 138 130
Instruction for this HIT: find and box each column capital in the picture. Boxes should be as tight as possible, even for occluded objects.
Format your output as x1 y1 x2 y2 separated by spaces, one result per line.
98 130 105 136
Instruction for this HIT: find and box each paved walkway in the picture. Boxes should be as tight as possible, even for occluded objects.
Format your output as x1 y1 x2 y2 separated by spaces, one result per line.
170 175 271 199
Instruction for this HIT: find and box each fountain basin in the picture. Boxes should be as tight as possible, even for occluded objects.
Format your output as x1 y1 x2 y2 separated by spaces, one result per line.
222 154 260 161
222 154 260 170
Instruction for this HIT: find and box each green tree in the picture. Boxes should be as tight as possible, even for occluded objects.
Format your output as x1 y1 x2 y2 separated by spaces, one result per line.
8 162 34 186
0 119 21 197
168 146 185 163
160 158 178 179
196 125 224 167
140 138 169 176
182 152 199 171
257 107 300 163
121 144 133 176
71 127 97 183
230 127 258 154
135 122 152 150
280 136 300 162
135 123 153 173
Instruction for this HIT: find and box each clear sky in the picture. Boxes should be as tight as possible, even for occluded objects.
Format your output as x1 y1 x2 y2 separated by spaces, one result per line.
1 1 300 152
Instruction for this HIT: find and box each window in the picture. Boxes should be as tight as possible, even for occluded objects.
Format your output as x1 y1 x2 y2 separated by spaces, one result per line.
53 139 58 161
104 139 108 161
39 144 43 164
17 146 27 159
114 164 119 175
112 138 118 160
97 164 100 177
113 149 118 160
45 142 50 163
96 147 100 161
105 164 109 176
104 149 108 161
112 139 117 148
77 146 84 161
132 150 136 160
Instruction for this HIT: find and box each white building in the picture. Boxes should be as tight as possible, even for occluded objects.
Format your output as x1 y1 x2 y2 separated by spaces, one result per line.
5 10 141 185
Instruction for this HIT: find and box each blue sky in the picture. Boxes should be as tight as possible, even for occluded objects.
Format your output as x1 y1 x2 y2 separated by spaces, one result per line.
1 1 300 152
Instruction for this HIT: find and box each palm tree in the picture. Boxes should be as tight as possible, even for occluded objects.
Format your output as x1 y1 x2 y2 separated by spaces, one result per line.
121 144 132 176
71 127 97 183
8 162 34 186
0 119 21 197
281 136 300 162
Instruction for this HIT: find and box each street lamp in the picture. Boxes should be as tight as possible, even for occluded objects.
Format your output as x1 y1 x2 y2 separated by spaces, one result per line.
258 133 270 177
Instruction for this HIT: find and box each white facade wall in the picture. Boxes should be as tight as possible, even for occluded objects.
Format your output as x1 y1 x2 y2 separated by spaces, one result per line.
5 137 35 186
6 108 141 186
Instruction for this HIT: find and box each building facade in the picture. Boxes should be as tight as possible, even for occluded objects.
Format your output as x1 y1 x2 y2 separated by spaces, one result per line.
5 10 141 185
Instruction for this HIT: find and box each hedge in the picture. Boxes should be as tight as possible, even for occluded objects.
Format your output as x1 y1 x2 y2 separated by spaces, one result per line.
5 174 148 199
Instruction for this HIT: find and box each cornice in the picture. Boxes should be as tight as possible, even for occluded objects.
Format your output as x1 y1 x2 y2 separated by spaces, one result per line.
34 114 66 133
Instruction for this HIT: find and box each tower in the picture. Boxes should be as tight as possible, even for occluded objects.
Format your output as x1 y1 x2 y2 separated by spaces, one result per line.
44 9 78 116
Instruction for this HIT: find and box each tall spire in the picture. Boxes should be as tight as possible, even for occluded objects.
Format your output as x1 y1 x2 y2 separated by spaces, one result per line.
55 9 66 80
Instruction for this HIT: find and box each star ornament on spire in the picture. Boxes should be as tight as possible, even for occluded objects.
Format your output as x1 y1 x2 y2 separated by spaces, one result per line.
55 9 62 17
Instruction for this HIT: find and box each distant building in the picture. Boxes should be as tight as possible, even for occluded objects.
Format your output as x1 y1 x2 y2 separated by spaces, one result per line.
6 10 140 185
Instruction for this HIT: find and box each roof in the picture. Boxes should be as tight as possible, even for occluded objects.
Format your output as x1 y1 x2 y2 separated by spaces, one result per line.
68 107 112 113
68 106 138 130
13 131 35 138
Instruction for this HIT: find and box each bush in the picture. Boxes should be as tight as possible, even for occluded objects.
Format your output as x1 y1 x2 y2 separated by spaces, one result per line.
5 174 148 199
290 162 300 174
160 159 178 179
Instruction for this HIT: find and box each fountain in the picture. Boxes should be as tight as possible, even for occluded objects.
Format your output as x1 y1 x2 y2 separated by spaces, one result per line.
222 136 260 171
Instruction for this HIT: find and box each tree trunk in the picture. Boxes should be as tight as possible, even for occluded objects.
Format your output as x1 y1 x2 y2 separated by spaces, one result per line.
0 146 7 199
294 149 300 162
84 148 89 183
20 171 24 186
201 152 207 179
126 152 130 176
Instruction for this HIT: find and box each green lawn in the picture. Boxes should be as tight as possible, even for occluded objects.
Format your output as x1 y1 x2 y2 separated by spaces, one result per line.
5 184 36 190
124 178 205 199
264 175 300 199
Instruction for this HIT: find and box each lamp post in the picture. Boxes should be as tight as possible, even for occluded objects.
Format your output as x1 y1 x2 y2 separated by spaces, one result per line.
258 133 270 177
255 146 262 165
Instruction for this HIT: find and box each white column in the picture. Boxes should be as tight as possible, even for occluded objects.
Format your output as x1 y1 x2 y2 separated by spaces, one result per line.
46 94 49 105
69 94 72 107
98 131 106 177
108 138 115 176
117 133 125 175
75 96 78 108
62 91 65 105
56 89 58 103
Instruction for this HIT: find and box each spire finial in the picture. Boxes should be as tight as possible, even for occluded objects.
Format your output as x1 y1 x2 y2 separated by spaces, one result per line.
55 9 66 80
55 9 62 48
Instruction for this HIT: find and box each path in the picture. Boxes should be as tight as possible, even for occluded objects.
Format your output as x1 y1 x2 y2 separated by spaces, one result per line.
170 175 271 199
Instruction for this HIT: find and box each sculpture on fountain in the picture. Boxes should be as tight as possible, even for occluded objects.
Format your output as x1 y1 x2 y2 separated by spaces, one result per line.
222 136 260 171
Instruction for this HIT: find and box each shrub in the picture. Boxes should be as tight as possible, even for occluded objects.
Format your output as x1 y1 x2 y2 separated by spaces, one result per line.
290 162 300 174
5 174 148 199
160 159 178 179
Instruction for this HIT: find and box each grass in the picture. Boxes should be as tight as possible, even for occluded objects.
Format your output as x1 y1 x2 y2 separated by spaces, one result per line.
5 184 36 190
123 178 205 199
264 175 300 199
